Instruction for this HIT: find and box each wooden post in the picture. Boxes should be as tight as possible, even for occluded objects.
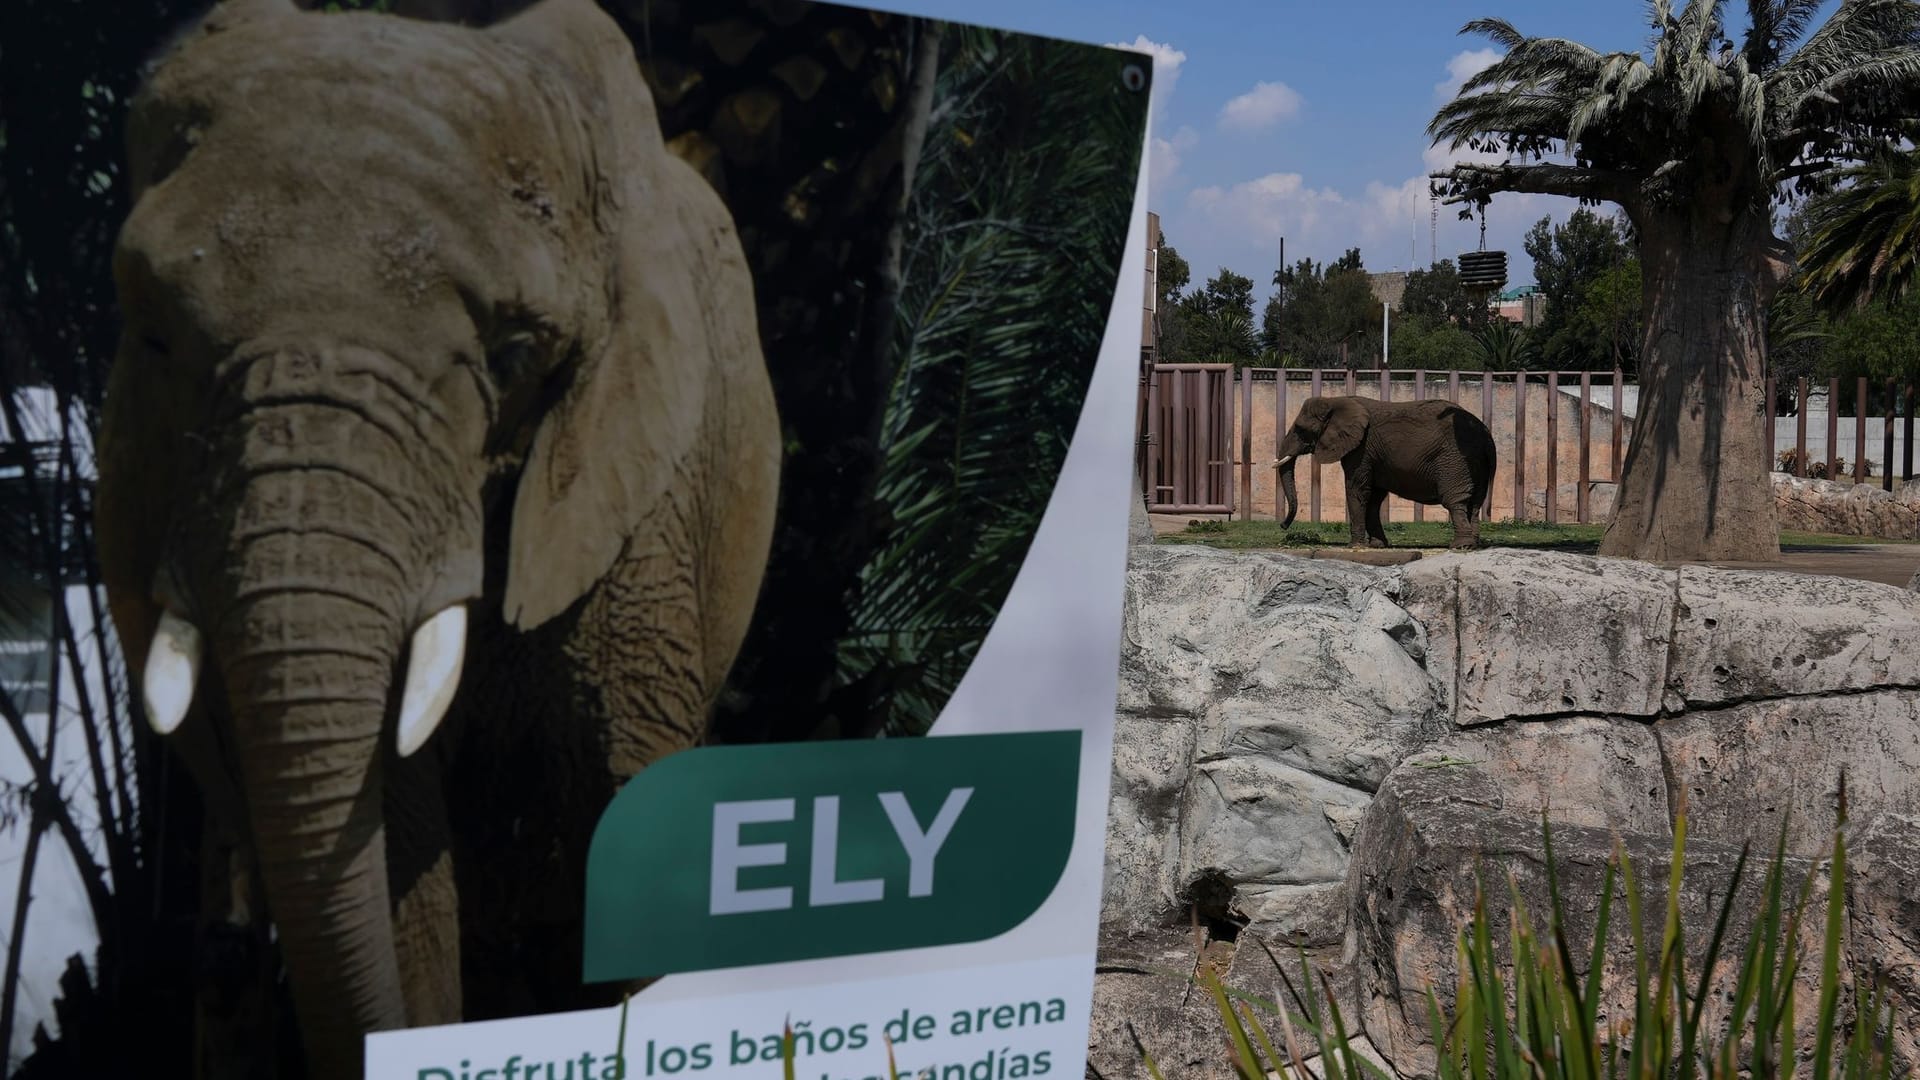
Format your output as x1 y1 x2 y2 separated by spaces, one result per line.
1482 372 1496 517
1545 371 1559 524
1275 369 1288 521
1412 370 1426 523
1380 372 1394 523
1765 374 1777 473
1240 368 1253 519
1794 377 1809 477
1826 376 1840 480
1310 368 1323 522
1856 377 1869 483
1886 378 1897 492
1198 370 1213 507
1171 368 1186 505
1578 370 1591 523
1514 371 1528 523
1448 370 1461 404
1905 380 1916 482
1345 365 1355 396
1611 366 1625 482
1146 368 1162 506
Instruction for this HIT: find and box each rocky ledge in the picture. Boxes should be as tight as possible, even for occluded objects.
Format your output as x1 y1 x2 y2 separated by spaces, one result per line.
1093 543 1920 1079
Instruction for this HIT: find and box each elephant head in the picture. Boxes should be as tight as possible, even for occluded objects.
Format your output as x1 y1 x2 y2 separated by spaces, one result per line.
1274 395 1367 526
93 0 777 1073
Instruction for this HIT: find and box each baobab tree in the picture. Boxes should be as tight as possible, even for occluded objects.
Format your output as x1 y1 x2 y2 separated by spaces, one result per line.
1429 0 1920 562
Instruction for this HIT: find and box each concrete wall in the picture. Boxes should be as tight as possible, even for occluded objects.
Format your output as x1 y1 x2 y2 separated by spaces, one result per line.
1224 376 1626 524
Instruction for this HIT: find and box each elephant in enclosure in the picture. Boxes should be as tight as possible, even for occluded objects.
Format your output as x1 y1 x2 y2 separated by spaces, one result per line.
1275 395 1495 550
92 0 782 1075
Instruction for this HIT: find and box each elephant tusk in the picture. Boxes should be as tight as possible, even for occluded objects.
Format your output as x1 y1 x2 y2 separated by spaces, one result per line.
143 610 203 736
396 604 467 758
1274 454 1296 468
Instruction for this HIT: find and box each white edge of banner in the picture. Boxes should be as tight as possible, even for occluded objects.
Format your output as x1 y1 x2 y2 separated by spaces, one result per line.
629 79 1156 1005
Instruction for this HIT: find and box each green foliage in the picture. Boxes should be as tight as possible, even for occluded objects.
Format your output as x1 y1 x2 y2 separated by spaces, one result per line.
1155 241 1191 309
1561 260 1644 373
1400 259 1488 329
1523 210 1636 371
1131 788 1903 1080
1474 319 1542 370
1265 251 1381 368
1821 289 1920 385
1797 142 1920 315
834 23 1147 737
1388 315 1483 371
1178 268 1262 366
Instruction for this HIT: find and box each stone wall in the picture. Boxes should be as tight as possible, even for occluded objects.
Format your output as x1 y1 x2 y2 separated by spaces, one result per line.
1094 542 1920 1079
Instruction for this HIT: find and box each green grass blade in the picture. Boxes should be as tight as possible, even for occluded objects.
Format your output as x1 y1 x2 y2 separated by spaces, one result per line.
1615 836 1652 1077
1126 1022 1168 1080
1682 840 1750 1076
1541 813 1599 1080
1205 970 1265 1080
1585 857 1616 1058
1237 999 1290 1080
1811 777 1851 1080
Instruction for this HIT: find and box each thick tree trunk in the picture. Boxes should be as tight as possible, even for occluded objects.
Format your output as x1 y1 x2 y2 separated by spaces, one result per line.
1599 208 1780 563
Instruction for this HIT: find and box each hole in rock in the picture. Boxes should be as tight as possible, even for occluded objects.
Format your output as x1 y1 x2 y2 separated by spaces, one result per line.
1180 870 1244 943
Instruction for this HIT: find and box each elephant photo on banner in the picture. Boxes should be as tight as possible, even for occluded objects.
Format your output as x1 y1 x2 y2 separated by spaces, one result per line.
0 0 1149 1077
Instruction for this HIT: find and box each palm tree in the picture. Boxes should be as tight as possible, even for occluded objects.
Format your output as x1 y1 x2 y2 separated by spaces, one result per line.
1475 318 1543 369
1796 138 1920 314
1428 0 1920 563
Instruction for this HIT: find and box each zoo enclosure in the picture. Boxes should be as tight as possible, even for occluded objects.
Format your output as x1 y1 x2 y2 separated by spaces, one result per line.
1138 365 1920 524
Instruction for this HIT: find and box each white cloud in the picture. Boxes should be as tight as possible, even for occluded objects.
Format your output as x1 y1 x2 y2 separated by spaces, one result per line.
1183 167 1560 279
1434 47 1502 101
1217 80 1303 132
1150 127 1200 198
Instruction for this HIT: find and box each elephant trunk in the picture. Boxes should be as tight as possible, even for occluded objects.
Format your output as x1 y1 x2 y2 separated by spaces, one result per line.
1277 454 1299 527
215 580 408 1079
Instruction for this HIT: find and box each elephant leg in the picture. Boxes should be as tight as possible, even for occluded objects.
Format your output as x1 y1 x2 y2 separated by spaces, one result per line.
1365 490 1389 548
1345 482 1372 548
385 748 462 1028
1446 502 1477 549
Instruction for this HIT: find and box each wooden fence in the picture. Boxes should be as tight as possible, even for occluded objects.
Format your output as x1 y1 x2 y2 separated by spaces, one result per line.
1139 365 1919 525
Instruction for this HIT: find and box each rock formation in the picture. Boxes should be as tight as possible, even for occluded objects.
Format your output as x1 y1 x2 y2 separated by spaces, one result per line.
1095 542 1920 1079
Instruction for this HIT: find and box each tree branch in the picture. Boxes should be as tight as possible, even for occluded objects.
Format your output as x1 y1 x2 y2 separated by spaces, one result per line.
0 688 114 937
1431 161 1637 204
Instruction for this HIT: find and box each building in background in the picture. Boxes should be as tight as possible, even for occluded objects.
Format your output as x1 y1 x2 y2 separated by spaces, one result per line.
1495 284 1546 327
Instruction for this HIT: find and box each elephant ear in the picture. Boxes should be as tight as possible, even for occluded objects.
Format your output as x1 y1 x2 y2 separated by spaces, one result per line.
1313 400 1367 463
494 0 761 632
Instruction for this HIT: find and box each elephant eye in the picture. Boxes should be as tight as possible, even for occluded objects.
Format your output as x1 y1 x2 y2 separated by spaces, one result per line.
486 331 541 383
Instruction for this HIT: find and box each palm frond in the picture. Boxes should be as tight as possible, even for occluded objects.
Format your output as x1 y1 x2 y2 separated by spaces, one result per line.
1797 146 1920 312
1459 17 1528 52
839 24 1147 737
1772 0 1920 109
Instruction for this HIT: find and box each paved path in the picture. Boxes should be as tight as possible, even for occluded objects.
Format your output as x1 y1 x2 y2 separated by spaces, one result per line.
1147 514 1919 589
1683 545 1918 589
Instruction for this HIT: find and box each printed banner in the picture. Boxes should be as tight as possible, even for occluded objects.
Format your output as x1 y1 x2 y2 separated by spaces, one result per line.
84 0 1153 1077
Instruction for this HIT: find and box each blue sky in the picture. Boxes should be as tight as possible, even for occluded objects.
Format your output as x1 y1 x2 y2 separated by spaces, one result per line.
859 0 1819 302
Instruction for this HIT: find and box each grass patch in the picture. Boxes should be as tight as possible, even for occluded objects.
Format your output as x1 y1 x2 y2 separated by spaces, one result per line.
1158 518 1920 552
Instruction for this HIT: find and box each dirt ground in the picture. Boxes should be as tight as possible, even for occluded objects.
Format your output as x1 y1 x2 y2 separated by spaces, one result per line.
1146 513 1920 589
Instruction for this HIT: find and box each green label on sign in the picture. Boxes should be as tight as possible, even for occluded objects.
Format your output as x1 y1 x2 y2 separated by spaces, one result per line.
582 730 1081 981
